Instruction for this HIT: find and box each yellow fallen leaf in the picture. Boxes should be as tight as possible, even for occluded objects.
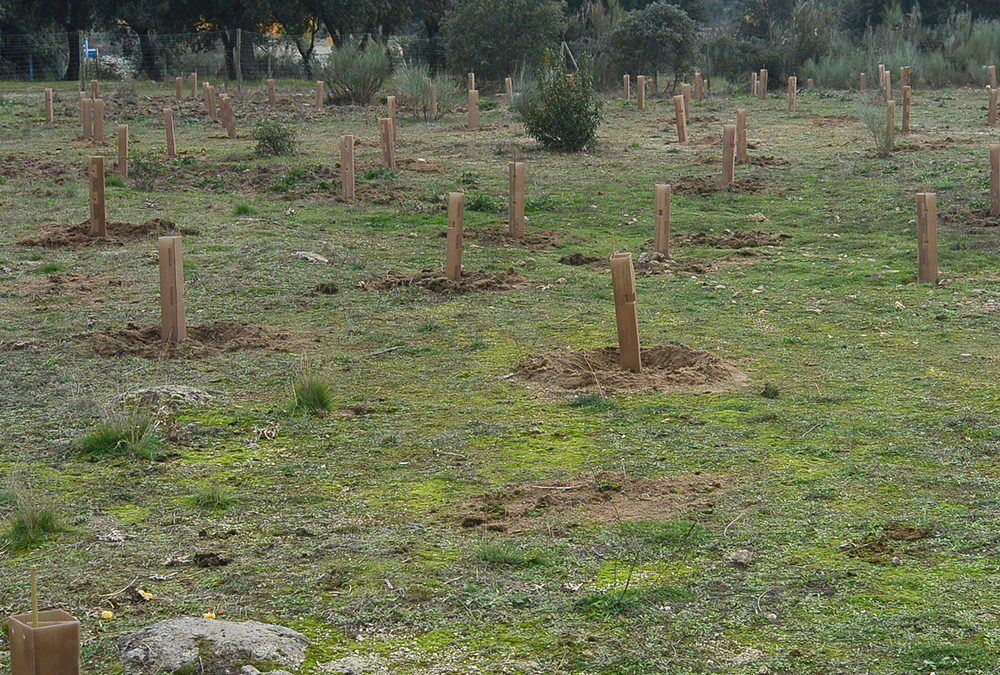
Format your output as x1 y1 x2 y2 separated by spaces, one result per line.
138 589 153 601
101 610 114 620
203 612 216 620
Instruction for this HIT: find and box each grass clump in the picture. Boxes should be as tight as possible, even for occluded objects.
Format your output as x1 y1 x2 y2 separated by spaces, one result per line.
5 485 61 551
252 119 296 157
465 191 503 213
232 202 258 216
105 174 125 188
192 484 234 511
476 540 546 568
293 371 333 413
76 407 162 459
363 166 400 181
856 98 894 158
761 383 781 399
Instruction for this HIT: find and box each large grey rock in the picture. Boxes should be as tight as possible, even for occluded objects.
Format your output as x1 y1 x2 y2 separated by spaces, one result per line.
119 618 308 673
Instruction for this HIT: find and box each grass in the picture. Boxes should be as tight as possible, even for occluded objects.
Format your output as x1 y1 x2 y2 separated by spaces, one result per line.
76 408 162 459
232 202 258 216
191 484 234 511
475 540 546 568
5 486 61 551
293 372 332 413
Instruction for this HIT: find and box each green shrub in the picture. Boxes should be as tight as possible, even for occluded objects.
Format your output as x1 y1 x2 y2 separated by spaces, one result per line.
323 41 391 105
519 54 603 151
394 63 462 120
77 407 162 459
294 373 332 413
609 2 698 83
252 119 296 156
129 150 164 191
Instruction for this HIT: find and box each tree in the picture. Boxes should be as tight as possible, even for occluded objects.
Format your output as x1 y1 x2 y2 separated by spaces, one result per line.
609 2 698 86
442 0 568 82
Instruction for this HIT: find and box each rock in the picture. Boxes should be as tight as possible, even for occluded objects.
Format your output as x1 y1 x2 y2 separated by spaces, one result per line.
118 618 309 673
317 656 388 674
296 251 329 264
120 385 213 410
723 549 753 567
241 667 262 675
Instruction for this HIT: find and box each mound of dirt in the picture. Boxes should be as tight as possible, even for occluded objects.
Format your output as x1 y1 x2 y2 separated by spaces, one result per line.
745 155 788 167
89 321 315 359
0 155 83 183
463 471 725 532
360 268 532 295
675 229 788 249
557 251 737 276
19 219 177 249
464 225 563 250
513 345 746 395
672 176 773 196
942 208 1000 229
896 136 978 152
13 272 122 299
559 252 603 266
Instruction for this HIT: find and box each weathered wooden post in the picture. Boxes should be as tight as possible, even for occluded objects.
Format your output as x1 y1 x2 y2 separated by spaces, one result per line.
654 184 671 256
806 77 813 88
759 68 768 99
900 65 911 88
990 65 997 90
267 78 275 106
191 72 198 100
610 253 641 373
673 95 687 144
878 63 885 90
902 85 911 133
429 83 438 118
624 74 630 101
788 76 797 112
505 77 513 105
722 124 736 190
636 75 646 110
884 70 892 103
915 192 938 284
694 72 703 101
886 99 895 150
379 118 396 168
92 98 105 142
207 85 217 121
223 96 236 139
751 72 758 97
117 124 128 178
91 79 99 100
164 107 177 159
175 76 183 100
989 86 998 127
736 108 747 164
340 135 355 202
681 82 691 118
44 88 54 125
81 96 91 140
468 72 475 91
315 81 324 106
508 162 525 238
990 144 1000 217
158 236 187 343
88 156 105 236
445 192 464 281
468 89 479 130
860 72 867 91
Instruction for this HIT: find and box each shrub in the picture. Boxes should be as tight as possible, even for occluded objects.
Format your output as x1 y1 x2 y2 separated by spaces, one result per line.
129 150 164 191
519 53 603 151
294 372 332 413
394 63 462 120
252 119 296 156
856 98 894 157
322 41 391 105
77 407 163 459
609 2 698 85
6 485 61 551
442 0 567 83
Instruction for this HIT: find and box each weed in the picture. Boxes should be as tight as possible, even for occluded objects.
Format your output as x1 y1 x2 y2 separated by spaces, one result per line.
363 166 400 181
761 383 781 399
465 191 503 213
570 394 617 411
475 540 546 568
293 371 332 413
104 174 125 188
5 484 61 551
33 263 64 274
232 202 258 216
192 484 234 511
76 407 163 459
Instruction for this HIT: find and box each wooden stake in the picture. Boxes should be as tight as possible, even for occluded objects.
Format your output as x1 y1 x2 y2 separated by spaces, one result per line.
118 124 128 178
788 76 797 112
654 183 671 256
468 72 475 91
315 81 324 106
191 72 198 100
93 98 105 142
89 156 106 236
902 85 911 133
807 77 813 89
759 69 767 99
30 567 38 628
505 77 513 104
681 83 691 118
468 89 479 130
989 86 998 127
175 76 183 101
508 161 525 238
751 72 758 97
379 118 396 168
429 83 438 119
207 85 217 121
901 65 911 88
44 88 54 124
445 192 464 281
164 107 176 159
990 65 997 90
722 123 736 190
610 253 641 373
884 70 892 103
387 95 397 143
736 108 747 164
860 72 867 91
673 95 687 144
624 74 630 101
267 78 275 106
915 192 938 284
158 236 187 342
340 135 355 202
990 144 1000 217
636 75 645 110
886 99 895 150
81 96 91 140
878 63 885 89
91 79 99 100
694 72 703 101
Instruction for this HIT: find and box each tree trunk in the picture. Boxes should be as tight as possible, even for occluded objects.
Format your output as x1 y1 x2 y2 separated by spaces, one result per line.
138 31 162 81
65 28 80 82
239 33 258 81
296 33 315 79
221 31 236 80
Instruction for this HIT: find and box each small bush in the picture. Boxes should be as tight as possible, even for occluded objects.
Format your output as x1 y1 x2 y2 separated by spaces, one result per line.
856 98 893 157
294 372 332 413
129 151 164 191
192 484 234 511
252 119 296 156
395 63 462 120
465 192 503 213
77 407 162 459
6 486 61 551
232 202 258 216
323 41 391 105
519 53 603 152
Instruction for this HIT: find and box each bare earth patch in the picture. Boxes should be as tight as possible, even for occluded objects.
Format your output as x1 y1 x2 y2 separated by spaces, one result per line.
463 471 726 532
18 219 177 249
13 272 122 299
462 225 564 250
942 207 1000 229
88 321 316 358
513 345 747 395
360 268 533 295
0 154 83 183
671 176 773 196
674 229 789 248
558 251 757 276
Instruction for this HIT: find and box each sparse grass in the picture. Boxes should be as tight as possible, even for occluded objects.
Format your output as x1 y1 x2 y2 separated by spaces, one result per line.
5 485 61 551
232 202 257 216
475 540 546 568
191 484 234 511
76 407 162 459
293 372 332 413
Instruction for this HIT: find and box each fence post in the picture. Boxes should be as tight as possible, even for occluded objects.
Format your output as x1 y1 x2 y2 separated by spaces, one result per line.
315 81 324 106
759 69 767 99
446 193 465 281
681 82 691 118
694 72 703 101
654 184 671 256
175 76 183 101
860 72 866 91
636 75 645 110
915 192 938 284
118 124 128 178
902 85 911 133
989 87 998 127
380 118 396 168
990 144 1000 217
191 72 198 100
468 72 475 91
90 79 99 100
158 236 187 343
886 99 895 150
751 72 758 97
610 253 641 373
508 162 525 238
44 88 53 125
722 124 736 190
164 108 176 159
93 98 105 142
736 108 747 164
673 95 687 144
468 89 479 130
89 156 105 236
788 76 796 112
340 135 355 202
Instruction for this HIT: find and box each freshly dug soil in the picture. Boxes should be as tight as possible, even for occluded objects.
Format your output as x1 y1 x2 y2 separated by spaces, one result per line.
671 176 773 196
675 229 788 249
513 345 747 395
463 225 564 250
13 272 122 299
89 321 316 359
0 155 84 183
361 268 532 295
19 219 177 249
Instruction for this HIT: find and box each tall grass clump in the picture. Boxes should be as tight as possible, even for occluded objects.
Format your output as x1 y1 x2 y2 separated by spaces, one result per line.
293 369 332 413
394 63 461 120
77 406 163 459
5 484 61 551
323 41 390 105
856 97 893 158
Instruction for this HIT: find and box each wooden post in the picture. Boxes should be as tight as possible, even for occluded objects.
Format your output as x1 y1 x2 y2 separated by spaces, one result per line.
990 65 997 90
158 236 187 343
736 108 747 164
681 83 691 118
191 72 198 100
860 72 867 91
505 77 513 105
445 193 464 281
807 77 813 88
387 95 397 142
315 81 324 106
117 124 128 178
624 74 630 101
468 72 475 91
429 84 438 119
788 76 796 112
884 70 892 103
759 69 768 99
164 107 176 159
468 89 479 130
654 184 671 256
902 85 911 133
915 192 938 284
379 118 396 168
224 96 236 139
91 79 99 100
886 99 895 150
44 88 54 124
93 98 105 142
878 64 885 90
88 156 105 236
175 76 183 100
81 96 91 140
340 135 355 202
989 87 998 127
610 253 641 373
990 144 1000 217
673 95 687 144
751 72 758 97
508 161 525 238
901 65 910 88
267 78 275 106
721 123 736 190
636 75 645 110
694 72 703 101
207 85 217 121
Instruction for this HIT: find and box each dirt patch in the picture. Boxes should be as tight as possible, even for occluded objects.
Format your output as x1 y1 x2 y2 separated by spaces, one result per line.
799 113 860 127
360 268 532 295
674 229 788 249
513 345 747 395
88 321 316 359
398 158 442 173
559 253 603 266
671 176 773 196
842 522 934 564
19 219 177 249
896 136 978 152
464 225 563 250
745 155 787 167
557 251 749 276
463 472 725 533
942 207 1000 229
689 135 722 146
0 155 83 184
13 272 122 299
335 184 415 206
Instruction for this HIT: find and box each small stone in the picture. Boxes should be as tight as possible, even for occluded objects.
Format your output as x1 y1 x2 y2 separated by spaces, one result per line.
295 251 328 264
723 549 753 567
241 667 261 675
556 277 567 284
